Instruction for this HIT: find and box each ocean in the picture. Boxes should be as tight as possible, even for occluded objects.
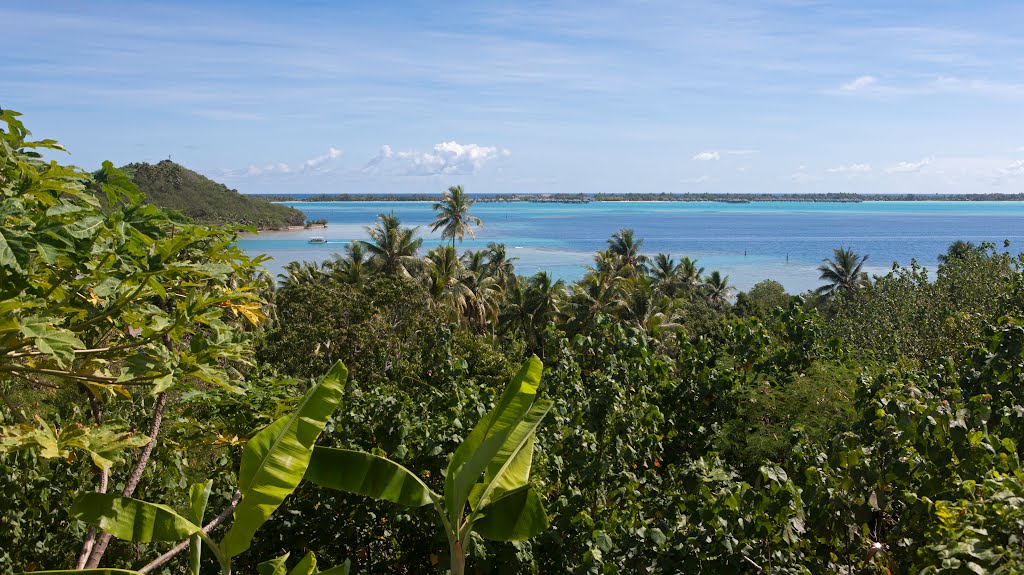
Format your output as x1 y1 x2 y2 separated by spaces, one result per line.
238 201 1024 294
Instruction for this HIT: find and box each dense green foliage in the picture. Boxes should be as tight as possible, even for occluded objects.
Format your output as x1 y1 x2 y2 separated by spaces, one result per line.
7 110 1024 575
120 161 304 229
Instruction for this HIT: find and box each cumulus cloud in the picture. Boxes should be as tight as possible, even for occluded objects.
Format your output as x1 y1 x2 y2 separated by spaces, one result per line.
228 146 344 178
692 149 756 161
828 163 872 174
839 75 878 92
304 147 343 170
886 158 932 174
364 141 507 175
999 159 1024 176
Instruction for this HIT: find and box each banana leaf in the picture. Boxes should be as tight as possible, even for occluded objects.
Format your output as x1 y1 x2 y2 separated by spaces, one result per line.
306 447 435 507
221 360 348 558
71 493 200 543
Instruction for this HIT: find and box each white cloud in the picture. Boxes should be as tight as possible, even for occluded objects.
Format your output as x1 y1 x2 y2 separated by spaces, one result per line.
692 149 756 161
885 158 932 174
839 75 878 92
999 159 1024 176
227 146 344 177
304 147 343 170
682 175 711 184
364 141 505 175
827 163 872 174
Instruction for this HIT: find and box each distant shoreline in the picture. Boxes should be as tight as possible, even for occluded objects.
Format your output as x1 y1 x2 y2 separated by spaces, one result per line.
252 192 1024 203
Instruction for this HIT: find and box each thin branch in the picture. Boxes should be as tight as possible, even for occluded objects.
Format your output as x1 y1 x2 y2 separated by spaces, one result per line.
8 372 60 390
0 365 164 386
137 490 242 574
77 386 108 568
86 392 168 568
6 339 153 358
0 385 28 424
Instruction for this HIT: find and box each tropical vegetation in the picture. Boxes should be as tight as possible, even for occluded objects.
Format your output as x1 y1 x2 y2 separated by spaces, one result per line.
121 161 305 229
6 109 1024 574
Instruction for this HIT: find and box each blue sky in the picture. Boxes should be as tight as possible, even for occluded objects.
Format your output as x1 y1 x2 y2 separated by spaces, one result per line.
3 1 1024 194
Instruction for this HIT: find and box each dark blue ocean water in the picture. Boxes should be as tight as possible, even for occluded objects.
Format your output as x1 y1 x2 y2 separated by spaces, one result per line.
238 201 1024 294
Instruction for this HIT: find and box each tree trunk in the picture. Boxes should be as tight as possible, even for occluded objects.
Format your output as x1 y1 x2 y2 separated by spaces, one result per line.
450 540 466 575
85 392 168 568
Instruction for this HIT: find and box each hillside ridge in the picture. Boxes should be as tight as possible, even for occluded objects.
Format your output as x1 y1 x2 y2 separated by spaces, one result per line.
120 160 306 229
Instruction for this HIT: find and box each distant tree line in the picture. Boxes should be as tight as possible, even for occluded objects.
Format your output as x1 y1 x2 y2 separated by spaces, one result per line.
254 191 1024 203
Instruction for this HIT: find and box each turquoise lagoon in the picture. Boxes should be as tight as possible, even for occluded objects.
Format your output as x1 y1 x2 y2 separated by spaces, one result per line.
238 201 1024 294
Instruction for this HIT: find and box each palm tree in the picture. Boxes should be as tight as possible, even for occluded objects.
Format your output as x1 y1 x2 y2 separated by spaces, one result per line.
360 212 423 277
499 272 565 358
424 245 473 319
462 266 503 334
938 240 978 264
703 271 733 308
278 260 326 290
327 242 368 285
651 253 681 296
677 257 705 294
607 228 649 275
816 247 870 298
431 185 482 249
485 242 518 287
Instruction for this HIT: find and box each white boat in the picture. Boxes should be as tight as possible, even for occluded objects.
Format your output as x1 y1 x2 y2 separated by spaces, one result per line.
307 237 327 244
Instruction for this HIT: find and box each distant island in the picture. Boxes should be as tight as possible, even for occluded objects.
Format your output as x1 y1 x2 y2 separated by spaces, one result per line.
108 160 308 229
253 191 1024 203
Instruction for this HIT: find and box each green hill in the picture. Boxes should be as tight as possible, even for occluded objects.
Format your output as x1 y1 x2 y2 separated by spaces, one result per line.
118 160 306 229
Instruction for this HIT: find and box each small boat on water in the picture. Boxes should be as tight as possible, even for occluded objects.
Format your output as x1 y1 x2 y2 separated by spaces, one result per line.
307 237 327 244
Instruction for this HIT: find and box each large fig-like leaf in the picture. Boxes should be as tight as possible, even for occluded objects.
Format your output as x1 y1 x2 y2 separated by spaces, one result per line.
71 493 200 542
220 361 348 558
306 447 435 507
445 356 542 524
472 485 549 541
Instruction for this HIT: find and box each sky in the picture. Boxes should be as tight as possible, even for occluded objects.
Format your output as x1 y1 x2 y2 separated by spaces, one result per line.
3 0 1024 195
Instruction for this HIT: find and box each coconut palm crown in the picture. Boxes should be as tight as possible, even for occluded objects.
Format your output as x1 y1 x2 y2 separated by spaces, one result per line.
431 185 483 248
815 247 870 298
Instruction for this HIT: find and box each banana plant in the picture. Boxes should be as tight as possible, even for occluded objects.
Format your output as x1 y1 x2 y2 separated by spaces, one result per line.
305 355 552 575
257 551 350 575
29 361 349 575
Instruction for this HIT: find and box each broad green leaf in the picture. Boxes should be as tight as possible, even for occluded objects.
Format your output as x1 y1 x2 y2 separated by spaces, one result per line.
445 356 542 524
187 479 213 524
186 480 213 575
19 316 85 367
473 485 549 541
258 553 291 575
0 228 23 271
0 420 149 472
288 551 317 575
473 397 551 511
306 447 435 507
220 360 348 558
71 493 201 542
315 560 351 575
66 214 105 239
